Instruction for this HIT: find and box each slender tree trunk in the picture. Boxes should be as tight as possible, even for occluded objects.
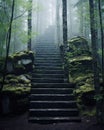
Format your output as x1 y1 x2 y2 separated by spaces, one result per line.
28 0 32 50
89 0 101 123
56 0 61 45
98 0 104 85
80 0 84 36
0 0 15 92
62 0 67 48
62 0 68 82
98 0 104 123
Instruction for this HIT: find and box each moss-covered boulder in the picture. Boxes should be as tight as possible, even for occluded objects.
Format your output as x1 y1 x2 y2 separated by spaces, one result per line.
67 36 91 57
0 74 31 114
0 50 35 75
68 56 93 78
66 36 96 116
13 50 35 74
2 74 31 95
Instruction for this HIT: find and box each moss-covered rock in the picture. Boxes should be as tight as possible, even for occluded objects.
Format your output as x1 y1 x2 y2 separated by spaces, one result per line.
0 50 35 75
67 36 91 57
0 74 31 115
68 56 93 78
66 36 96 116
2 74 31 95
2 85 30 95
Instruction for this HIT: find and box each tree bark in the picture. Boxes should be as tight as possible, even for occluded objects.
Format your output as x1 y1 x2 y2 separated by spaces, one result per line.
62 0 67 48
0 0 15 92
62 0 69 82
89 0 101 123
28 0 32 50
98 0 104 123
56 0 61 45
98 0 104 85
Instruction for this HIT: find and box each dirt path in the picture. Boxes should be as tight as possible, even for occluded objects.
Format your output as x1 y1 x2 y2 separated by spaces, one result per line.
0 113 104 130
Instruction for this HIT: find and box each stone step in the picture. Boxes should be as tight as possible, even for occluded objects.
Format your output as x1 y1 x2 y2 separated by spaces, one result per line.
35 59 62 64
29 43 80 123
35 47 60 51
35 62 62 67
33 68 63 72
33 69 64 74
30 88 73 94
35 44 59 47
30 94 75 101
29 116 81 123
31 77 64 83
31 83 76 88
34 44 58 47
29 108 79 117
34 65 63 69
35 50 60 54
36 51 60 55
30 101 77 109
35 57 62 60
36 54 61 57
31 73 64 78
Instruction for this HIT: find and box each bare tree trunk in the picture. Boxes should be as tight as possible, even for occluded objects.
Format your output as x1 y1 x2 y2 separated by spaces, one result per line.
56 0 61 45
62 0 67 48
0 0 15 92
98 0 104 123
98 0 104 85
28 0 32 50
62 0 68 82
89 0 101 123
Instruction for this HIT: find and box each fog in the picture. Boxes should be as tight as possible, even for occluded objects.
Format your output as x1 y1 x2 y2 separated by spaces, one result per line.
32 0 80 48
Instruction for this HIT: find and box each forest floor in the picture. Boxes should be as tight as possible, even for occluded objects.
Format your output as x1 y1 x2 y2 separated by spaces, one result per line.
0 112 104 130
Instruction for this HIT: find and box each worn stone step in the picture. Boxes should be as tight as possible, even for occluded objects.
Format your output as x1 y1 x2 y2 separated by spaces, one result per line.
35 50 60 54
36 54 61 58
35 48 59 51
35 62 62 67
33 69 64 74
30 94 75 101
31 77 64 83
34 44 58 47
35 59 62 64
33 68 63 72
30 101 77 108
36 51 60 55
31 83 76 88
35 45 59 47
31 73 64 78
30 88 73 94
29 108 79 117
29 116 81 123
35 57 62 60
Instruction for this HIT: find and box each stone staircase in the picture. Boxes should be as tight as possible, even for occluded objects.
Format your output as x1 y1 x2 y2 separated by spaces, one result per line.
29 43 81 123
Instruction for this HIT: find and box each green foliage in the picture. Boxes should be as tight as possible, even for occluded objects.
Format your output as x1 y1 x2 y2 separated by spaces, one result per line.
0 0 39 55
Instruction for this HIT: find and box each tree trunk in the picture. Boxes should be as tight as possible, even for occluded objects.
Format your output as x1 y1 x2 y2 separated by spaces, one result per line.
89 0 101 123
0 0 15 92
62 0 67 48
62 0 68 82
56 0 61 45
98 0 104 123
27 0 32 50
98 0 104 85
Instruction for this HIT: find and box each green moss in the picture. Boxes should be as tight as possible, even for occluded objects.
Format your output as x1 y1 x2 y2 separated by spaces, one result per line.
75 84 94 95
69 56 92 63
3 85 30 95
9 79 19 84
68 36 87 43
74 73 93 84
